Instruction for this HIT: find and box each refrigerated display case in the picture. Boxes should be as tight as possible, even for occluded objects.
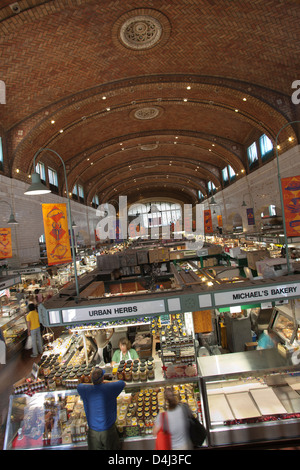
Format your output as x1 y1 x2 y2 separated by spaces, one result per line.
198 349 300 447
3 389 88 450
3 367 204 450
1 312 27 358
269 303 300 345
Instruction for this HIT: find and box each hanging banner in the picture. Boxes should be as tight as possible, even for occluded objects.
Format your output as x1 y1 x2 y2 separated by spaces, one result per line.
247 208 255 226
0 227 12 259
217 215 223 227
204 210 213 233
281 176 300 237
42 204 72 266
95 229 100 242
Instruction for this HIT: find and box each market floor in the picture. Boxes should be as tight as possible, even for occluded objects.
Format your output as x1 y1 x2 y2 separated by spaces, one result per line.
1 351 300 451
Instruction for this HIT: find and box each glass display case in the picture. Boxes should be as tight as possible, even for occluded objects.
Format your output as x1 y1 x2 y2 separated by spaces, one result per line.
198 349 300 447
270 305 300 344
1 312 27 358
4 372 203 450
4 313 206 450
3 389 88 450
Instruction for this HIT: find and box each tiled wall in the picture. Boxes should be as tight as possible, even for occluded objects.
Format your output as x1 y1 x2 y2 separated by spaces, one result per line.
0 175 99 265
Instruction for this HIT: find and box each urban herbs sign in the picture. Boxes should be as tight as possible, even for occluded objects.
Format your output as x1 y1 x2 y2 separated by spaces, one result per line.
61 299 165 323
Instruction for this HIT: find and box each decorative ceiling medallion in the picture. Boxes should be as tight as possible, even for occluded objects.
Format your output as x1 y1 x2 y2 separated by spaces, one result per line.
120 15 162 50
130 105 163 121
113 9 171 52
139 144 159 151
134 107 160 120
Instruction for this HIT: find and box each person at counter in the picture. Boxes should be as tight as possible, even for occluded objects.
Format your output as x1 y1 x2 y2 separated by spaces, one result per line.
26 303 43 358
77 367 125 450
111 337 139 365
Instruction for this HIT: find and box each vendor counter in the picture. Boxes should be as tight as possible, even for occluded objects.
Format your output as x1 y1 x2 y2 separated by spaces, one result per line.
4 347 300 450
198 349 300 447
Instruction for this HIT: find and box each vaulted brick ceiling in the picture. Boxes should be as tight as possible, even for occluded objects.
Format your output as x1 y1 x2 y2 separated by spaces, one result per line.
1 0 299 207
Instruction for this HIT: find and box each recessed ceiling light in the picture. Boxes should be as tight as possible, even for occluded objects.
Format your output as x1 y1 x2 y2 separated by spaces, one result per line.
243 97 247 101
235 109 239 112
51 120 55 124
59 129 64 133
186 86 191 90
106 107 110 111
102 96 106 100
183 98 188 102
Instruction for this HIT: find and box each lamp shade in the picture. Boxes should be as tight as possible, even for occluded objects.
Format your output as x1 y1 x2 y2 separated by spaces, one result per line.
209 196 217 205
7 212 18 224
24 172 51 195
241 200 247 207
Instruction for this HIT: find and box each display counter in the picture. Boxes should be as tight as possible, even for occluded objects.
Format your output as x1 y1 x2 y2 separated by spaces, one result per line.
198 349 300 447
3 369 202 450
0 311 27 359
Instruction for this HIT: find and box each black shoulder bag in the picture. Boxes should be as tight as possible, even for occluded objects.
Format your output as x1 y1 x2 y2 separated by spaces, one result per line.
181 403 207 447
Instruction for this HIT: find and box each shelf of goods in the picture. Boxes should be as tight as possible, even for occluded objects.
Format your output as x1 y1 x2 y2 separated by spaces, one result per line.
3 361 202 450
4 315 205 450
198 349 300 447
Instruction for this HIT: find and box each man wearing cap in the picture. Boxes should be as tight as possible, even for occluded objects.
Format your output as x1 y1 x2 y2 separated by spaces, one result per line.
77 367 125 450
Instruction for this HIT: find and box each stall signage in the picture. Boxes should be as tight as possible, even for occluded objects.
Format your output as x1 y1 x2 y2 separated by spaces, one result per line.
62 299 165 323
0 276 21 290
7 267 45 275
214 282 300 306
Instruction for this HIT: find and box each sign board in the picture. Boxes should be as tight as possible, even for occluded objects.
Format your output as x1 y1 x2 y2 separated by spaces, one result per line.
214 282 300 307
40 280 300 327
7 267 45 276
61 299 165 324
0 275 21 290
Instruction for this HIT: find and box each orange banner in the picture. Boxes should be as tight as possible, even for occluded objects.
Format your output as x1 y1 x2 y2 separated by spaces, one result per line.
281 176 300 237
0 228 12 259
217 215 223 227
204 209 213 233
42 203 72 266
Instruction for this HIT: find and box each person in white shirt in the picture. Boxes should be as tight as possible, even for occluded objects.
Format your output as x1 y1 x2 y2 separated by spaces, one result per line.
153 388 192 450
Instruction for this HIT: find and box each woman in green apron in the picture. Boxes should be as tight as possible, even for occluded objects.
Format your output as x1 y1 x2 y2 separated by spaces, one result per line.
111 337 139 365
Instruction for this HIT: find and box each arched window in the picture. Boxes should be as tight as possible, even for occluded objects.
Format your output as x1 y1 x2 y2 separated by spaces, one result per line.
128 201 182 228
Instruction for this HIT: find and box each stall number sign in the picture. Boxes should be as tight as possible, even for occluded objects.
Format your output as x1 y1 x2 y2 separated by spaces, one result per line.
62 299 165 323
214 282 300 307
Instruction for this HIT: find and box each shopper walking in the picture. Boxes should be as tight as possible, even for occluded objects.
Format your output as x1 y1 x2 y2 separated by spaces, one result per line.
153 389 192 450
77 367 125 450
26 303 43 358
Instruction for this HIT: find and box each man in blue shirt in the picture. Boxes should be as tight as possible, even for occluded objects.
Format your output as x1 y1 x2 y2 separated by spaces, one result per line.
77 367 125 450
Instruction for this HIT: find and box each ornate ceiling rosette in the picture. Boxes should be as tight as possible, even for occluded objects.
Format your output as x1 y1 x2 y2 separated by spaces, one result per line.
113 8 171 51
